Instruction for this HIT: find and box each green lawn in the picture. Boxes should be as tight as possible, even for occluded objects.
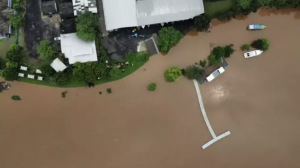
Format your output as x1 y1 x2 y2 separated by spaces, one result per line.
18 60 148 88
204 0 235 18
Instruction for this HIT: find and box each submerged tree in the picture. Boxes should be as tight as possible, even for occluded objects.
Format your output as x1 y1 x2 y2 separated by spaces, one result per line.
184 65 205 80
252 38 269 51
194 14 211 32
157 27 183 53
165 67 182 82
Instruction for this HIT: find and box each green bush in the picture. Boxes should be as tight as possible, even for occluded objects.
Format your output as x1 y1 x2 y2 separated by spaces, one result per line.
11 95 21 101
165 67 182 82
184 65 205 80
109 67 122 78
54 72 68 86
148 83 157 91
9 14 23 28
99 91 102 95
224 44 235 58
61 91 68 98
199 60 207 68
212 46 225 59
252 38 269 51
2 68 18 81
125 51 149 64
107 88 112 94
237 0 252 9
4 44 23 62
242 44 250 50
157 27 183 53
6 62 18 68
194 14 211 32
209 54 222 66
40 64 54 77
13 3 21 11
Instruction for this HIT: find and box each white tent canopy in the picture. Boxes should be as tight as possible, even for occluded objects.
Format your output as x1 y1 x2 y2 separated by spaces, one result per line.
102 0 204 31
51 58 67 72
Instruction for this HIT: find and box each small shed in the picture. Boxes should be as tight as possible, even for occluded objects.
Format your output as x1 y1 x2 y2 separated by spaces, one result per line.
51 58 67 72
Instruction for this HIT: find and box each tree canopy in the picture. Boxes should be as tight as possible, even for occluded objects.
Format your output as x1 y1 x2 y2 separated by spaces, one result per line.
194 14 211 32
2 68 18 81
9 14 23 28
252 38 269 51
237 0 252 9
184 65 205 80
40 64 55 77
4 44 23 62
37 40 56 59
165 67 182 82
54 72 68 85
76 12 97 41
209 54 222 66
157 27 183 53
109 67 122 78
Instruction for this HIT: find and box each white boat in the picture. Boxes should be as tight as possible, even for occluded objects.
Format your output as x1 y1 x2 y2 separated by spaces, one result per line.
206 67 225 82
244 50 263 58
248 24 266 30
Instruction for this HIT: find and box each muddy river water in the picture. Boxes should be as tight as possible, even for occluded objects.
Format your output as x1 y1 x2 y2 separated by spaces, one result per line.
1 11 300 168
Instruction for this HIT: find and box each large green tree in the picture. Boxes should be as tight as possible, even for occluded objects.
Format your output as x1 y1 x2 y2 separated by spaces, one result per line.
40 64 55 77
157 27 183 53
165 67 182 82
212 46 225 59
4 44 23 62
194 14 211 32
76 12 97 41
252 38 269 51
9 14 23 28
184 66 205 80
37 40 55 59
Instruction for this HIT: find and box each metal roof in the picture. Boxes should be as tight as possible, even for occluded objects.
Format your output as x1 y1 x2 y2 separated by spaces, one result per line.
102 0 204 30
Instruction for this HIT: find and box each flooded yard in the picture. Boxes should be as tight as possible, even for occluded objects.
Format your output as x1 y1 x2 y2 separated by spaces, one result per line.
1 11 300 168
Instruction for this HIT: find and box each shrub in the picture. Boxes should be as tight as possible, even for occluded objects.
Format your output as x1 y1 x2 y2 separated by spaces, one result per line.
94 62 108 79
76 11 97 41
224 44 235 58
9 14 23 28
54 72 68 85
107 88 112 94
148 83 157 91
252 38 269 51
11 95 21 101
194 14 211 32
157 27 183 53
109 67 122 78
2 68 18 81
4 44 23 62
37 40 55 59
199 60 207 68
165 67 182 82
212 46 225 59
184 65 205 80
61 91 67 98
13 3 21 11
6 62 18 68
99 91 102 95
125 51 149 64
40 64 54 77
209 54 222 66
242 44 250 50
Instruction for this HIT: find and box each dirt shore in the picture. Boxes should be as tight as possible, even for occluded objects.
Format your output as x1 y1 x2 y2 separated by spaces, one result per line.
1 11 300 168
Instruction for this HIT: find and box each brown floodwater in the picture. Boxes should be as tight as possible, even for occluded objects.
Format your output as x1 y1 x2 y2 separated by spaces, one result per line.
1 11 300 168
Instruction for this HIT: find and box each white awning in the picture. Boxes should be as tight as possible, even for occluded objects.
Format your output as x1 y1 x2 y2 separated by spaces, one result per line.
50 58 67 72
27 74 35 79
36 69 42 74
20 66 28 71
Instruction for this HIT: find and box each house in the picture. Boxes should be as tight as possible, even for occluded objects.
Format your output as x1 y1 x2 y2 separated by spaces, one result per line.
102 0 204 31
41 0 57 15
0 0 12 39
72 0 97 16
60 33 97 64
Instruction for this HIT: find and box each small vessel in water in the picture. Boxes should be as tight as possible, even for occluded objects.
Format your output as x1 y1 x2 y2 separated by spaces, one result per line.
248 24 266 30
244 50 263 58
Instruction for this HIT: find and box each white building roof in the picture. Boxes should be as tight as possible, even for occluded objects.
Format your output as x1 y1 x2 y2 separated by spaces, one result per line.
37 76 44 81
36 69 42 74
27 74 35 79
60 33 98 64
102 0 138 30
18 73 24 77
102 0 204 30
51 58 67 72
72 0 98 16
20 66 28 71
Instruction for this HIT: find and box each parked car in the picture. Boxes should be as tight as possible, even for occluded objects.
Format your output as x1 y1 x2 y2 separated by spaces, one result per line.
244 50 263 58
